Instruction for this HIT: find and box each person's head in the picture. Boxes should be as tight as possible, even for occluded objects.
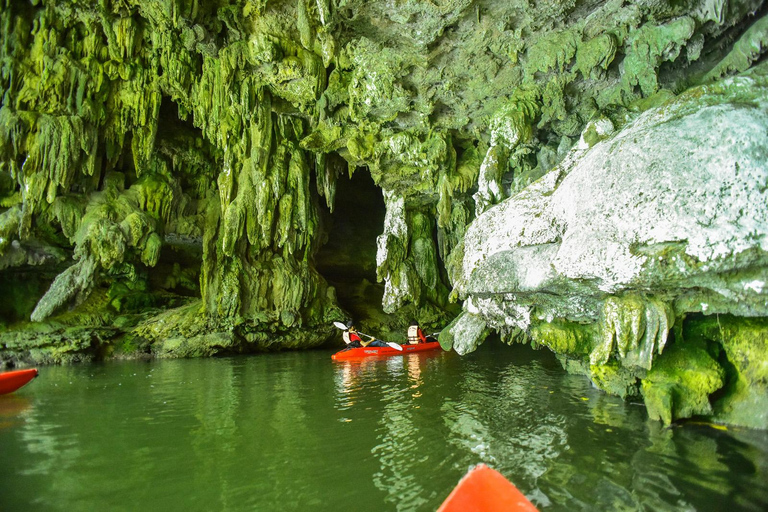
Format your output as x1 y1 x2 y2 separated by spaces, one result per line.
409 320 418 326
349 325 357 332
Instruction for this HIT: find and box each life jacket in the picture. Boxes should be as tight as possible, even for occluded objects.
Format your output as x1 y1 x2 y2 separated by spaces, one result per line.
407 325 422 344
343 330 362 345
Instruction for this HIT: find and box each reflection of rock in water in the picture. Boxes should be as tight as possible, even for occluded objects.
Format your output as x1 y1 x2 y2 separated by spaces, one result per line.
630 423 764 511
539 408 767 510
441 362 569 495
371 354 435 511
0 396 32 429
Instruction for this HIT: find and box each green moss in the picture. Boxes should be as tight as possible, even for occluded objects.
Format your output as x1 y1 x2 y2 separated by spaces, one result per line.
436 143 479 232
0 205 21 253
622 17 695 96
589 362 642 400
582 124 601 147
154 332 236 358
525 29 579 77
107 279 154 314
704 14 768 83
529 318 596 357
489 88 540 148
592 294 674 370
347 38 413 123
576 33 617 80
641 339 725 425
685 315 768 428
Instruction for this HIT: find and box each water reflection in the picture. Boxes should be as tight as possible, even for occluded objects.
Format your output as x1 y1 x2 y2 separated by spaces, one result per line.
333 351 450 510
332 345 768 511
0 395 31 429
375 353 443 511
1 345 766 511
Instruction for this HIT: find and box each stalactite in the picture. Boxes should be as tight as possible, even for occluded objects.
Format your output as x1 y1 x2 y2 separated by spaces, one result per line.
474 89 540 216
621 17 696 96
590 295 674 370
377 190 410 312
1 0 766 367
30 254 97 322
704 14 768 82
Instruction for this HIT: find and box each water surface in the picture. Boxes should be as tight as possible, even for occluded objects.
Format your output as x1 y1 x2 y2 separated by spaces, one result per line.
1 341 766 511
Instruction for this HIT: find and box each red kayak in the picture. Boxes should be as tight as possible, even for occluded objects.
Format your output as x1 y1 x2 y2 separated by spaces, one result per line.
332 341 443 361
438 464 538 512
0 368 39 395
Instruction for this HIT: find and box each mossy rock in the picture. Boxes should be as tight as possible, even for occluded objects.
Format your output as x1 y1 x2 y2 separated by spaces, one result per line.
589 362 643 400
685 314 768 429
641 339 725 425
530 318 596 357
153 332 236 358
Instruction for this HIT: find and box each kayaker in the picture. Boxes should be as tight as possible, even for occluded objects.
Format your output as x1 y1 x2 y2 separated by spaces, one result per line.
342 325 364 348
343 325 388 348
407 320 428 344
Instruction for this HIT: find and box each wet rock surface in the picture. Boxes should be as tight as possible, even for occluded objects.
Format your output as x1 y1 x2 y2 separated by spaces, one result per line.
452 71 768 427
0 0 767 427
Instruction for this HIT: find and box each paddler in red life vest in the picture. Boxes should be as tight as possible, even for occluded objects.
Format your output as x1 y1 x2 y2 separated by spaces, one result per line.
343 324 388 348
407 320 428 344
342 324 364 348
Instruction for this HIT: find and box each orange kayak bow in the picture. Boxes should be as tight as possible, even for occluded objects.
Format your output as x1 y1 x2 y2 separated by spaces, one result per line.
438 464 538 512
0 368 39 395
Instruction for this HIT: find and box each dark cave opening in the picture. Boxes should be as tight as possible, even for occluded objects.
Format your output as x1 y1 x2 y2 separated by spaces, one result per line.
314 167 387 324
0 265 65 327
143 95 209 301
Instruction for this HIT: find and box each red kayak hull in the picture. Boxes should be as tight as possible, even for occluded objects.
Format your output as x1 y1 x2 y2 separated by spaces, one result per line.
332 341 443 360
0 368 39 395
438 464 538 512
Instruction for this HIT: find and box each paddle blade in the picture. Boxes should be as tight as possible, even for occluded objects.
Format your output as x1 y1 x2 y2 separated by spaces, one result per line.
387 342 403 351
333 321 348 330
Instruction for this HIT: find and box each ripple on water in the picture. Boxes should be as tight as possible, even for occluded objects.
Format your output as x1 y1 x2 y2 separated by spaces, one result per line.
0 344 767 511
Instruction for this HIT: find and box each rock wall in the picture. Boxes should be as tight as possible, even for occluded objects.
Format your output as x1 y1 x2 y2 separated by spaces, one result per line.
446 69 768 428
0 0 766 427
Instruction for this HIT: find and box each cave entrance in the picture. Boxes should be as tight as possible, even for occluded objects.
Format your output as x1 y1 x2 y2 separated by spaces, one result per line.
314 167 387 324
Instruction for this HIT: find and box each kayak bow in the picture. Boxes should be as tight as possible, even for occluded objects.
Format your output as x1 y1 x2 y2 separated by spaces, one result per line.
0 368 39 395
437 463 538 512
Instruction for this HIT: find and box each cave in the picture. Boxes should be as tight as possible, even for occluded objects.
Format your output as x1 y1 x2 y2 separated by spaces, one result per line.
1 0 767 430
314 167 387 326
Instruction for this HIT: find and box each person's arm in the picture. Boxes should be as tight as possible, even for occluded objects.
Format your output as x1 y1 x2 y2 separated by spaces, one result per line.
418 328 427 343
356 333 375 347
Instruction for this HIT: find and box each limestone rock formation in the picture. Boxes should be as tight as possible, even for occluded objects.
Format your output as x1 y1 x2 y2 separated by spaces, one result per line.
0 0 766 427
448 70 768 428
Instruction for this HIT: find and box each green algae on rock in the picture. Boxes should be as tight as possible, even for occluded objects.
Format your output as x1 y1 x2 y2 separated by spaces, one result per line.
0 0 767 429
641 338 725 426
452 69 768 427
684 314 768 429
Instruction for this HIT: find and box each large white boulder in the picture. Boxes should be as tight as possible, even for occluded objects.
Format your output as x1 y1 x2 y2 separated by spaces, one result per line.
456 73 768 335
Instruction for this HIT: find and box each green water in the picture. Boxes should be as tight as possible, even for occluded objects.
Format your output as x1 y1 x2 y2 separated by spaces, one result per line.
1 341 767 511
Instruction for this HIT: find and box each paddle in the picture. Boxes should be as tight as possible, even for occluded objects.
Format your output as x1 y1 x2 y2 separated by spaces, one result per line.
332 322 403 351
